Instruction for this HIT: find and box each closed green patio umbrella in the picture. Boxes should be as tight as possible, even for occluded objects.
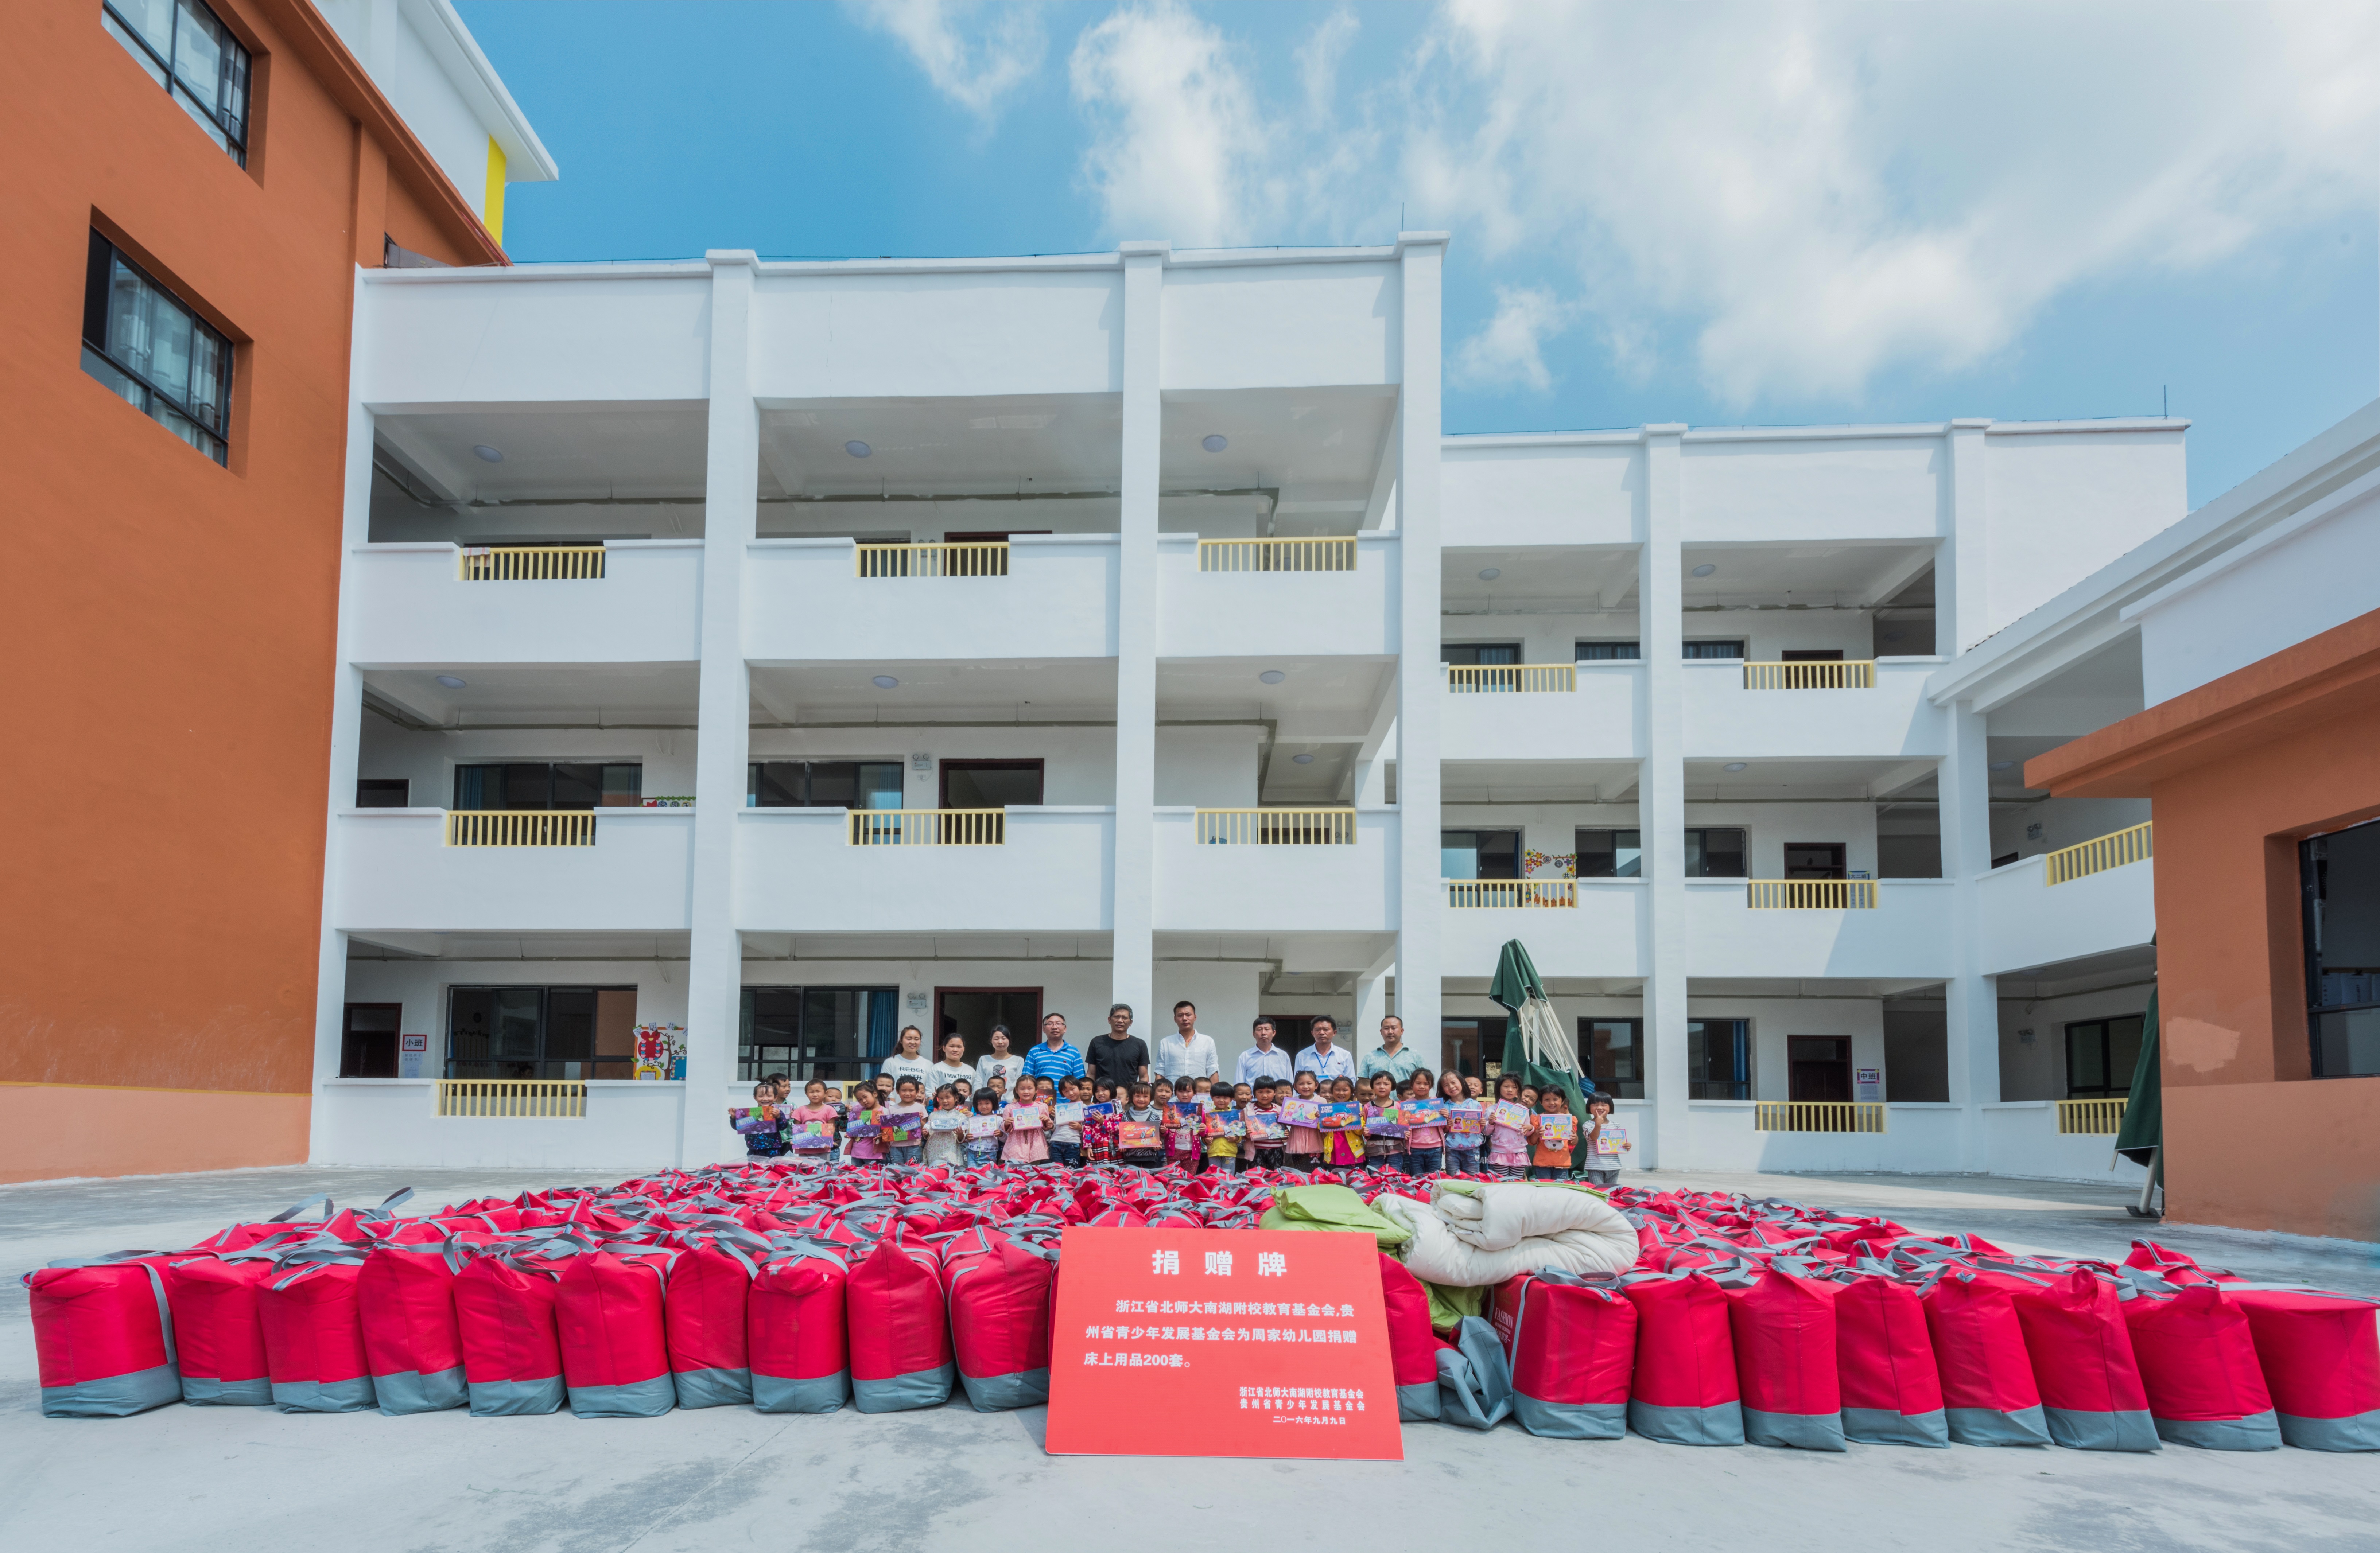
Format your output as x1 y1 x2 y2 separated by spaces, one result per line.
2114 983 2162 1217
1487 939 1591 1131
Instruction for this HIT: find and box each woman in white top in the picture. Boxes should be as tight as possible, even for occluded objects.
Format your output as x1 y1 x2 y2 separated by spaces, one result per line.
976 1025 1027 1092
929 1033 976 1094
875 1025 938 1098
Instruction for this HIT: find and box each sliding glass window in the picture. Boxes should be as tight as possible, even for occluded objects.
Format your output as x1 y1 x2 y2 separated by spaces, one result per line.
446 986 639 1079
747 761 904 809
81 233 231 464
453 763 642 810
102 0 252 164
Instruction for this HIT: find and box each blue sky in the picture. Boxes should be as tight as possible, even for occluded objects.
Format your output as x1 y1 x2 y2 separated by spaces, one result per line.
459 1 2377 509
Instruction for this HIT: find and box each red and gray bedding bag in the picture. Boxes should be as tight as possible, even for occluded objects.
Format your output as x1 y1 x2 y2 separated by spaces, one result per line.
257 1255 377 1414
2123 1283 2280 1450
1492 1269 1634 1440
665 1241 757 1409
845 1237 953 1413
25 1255 182 1418
1622 1271 1744 1445
1727 1267 1845 1451
941 1231 1057 1411
453 1251 568 1416
1921 1273 2049 1447
2010 1269 2157 1452
160 1255 275 1407
558 1249 678 1418
1833 1274 1946 1446
2234 1288 2380 1451
357 1242 467 1414
748 1242 852 1414
1380 1254 1444 1423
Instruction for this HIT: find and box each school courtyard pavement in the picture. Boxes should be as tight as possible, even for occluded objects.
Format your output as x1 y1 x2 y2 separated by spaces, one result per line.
4 1165 2376 1553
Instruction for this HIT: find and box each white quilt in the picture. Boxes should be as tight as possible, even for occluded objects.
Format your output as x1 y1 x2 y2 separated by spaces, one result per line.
1373 1181 1639 1287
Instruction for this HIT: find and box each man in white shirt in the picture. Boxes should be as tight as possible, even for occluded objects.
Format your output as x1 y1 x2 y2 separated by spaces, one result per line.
976 1025 1026 1092
929 1033 975 1095
1293 1015 1356 1083
875 1025 937 1097
1236 1017 1294 1088
1153 1000 1220 1083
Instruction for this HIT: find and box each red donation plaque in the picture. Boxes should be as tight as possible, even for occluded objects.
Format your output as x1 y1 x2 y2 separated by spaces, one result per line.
1045 1226 1402 1461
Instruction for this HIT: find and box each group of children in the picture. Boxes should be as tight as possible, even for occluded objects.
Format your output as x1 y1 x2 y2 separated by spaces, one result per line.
737 1063 1635 1185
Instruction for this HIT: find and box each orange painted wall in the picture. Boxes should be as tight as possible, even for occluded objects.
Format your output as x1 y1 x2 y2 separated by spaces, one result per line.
2032 608 2380 1240
0 0 499 1179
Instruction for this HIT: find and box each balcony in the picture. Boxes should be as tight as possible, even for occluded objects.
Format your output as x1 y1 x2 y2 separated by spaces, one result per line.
1747 879 1878 910
735 806 1113 932
2057 1098 2128 1135
434 1080 587 1118
1680 657 1942 760
334 808 694 933
347 540 703 666
1977 839 2155 976
1155 806 1397 932
2043 821 2152 885
743 536 1118 662
1442 879 1646 978
1439 661 1643 762
1754 1101 1886 1133
1156 533 1396 658
1686 877 1953 979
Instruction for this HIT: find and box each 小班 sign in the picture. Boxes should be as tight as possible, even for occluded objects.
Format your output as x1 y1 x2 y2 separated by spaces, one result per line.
1044 1226 1402 1461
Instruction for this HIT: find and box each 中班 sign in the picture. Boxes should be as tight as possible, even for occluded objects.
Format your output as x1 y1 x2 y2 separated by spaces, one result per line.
1044 1226 1401 1461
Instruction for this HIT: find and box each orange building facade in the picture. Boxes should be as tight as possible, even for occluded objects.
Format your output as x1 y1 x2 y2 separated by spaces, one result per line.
1 0 506 1181
2032 610 2380 1242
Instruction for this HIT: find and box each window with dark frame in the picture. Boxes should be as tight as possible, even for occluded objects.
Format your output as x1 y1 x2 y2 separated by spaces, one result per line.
1686 826 1748 878
1690 1019 1752 1099
102 0 252 164
445 986 638 1080
1575 641 1641 661
452 763 642 810
1441 829 1522 880
1683 639 1747 659
746 760 904 809
738 986 899 1083
1579 1017 1644 1098
1440 643 1522 666
2064 1015 2144 1098
81 233 232 464
1575 828 1642 878
939 760 1044 810
355 779 409 809
2303 818 2380 1079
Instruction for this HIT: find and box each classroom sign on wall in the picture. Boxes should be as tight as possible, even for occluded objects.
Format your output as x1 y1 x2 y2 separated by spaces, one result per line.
1045 1227 1402 1461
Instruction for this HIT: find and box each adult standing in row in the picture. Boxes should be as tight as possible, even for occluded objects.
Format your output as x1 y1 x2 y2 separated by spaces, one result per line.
1020 1011 1087 1087
977 1024 1026 1092
1153 1000 1219 1085
1088 1003 1150 1091
931 1034 975 1093
1360 1014 1424 1085
877 1025 936 1096
1293 1014 1355 1084
1235 1017 1294 1088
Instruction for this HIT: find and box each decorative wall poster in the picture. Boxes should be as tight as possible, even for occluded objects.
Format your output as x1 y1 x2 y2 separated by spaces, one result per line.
1045 1227 1400 1461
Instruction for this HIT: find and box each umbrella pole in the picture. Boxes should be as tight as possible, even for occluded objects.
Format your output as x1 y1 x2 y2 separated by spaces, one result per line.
2126 1144 2163 1221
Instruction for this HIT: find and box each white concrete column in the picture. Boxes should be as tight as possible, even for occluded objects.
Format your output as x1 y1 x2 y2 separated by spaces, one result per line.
1112 242 1166 1021
1938 419 1991 655
1355 967 1391 1044
1638 424 1689 1168
306 270 382 1161
1938 697 1998 1163
680 250 759 1166
1395 234 1449 1051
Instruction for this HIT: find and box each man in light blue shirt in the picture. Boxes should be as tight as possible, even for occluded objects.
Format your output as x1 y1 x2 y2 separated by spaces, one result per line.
1292 1015 1356 1084
1019 1011 1087 1086
1235 1017 1294 1088
1360 1015 1425 1084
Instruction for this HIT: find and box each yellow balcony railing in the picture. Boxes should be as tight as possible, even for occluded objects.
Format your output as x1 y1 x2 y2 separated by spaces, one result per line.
1445 879 1577 908
1743 659 1876 690
435 1079 587 1118
2057 1097 2128 1135
458 544 606 581
444 810 597 847
1446 663 1577 694
1754 1101 1886 1134
1196 537 1357 573
2043 821 2154 886
1747 879 1878 910
846 808 1006 846
1195 807 1359 845
854 541 1009 578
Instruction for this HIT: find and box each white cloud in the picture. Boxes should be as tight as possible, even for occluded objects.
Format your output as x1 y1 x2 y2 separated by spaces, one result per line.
848 0 1046 119
1451 285 1574 392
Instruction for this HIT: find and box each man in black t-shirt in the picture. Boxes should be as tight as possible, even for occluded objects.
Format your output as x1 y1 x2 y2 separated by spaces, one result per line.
1086 1003 1151 1091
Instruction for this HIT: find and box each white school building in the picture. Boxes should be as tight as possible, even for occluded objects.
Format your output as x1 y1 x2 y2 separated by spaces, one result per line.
319 236 2185 1184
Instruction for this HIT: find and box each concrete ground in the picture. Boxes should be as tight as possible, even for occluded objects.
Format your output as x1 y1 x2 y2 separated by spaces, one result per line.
4 1165 2377 1553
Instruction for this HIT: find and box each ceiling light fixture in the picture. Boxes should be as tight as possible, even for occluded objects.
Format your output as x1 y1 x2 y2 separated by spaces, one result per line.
1202 435 1228 452
435 675 467 689
1259 670 1286 684
1690 563 1717 577
872 675 899 689
1477 567 1501 580
471 445 503 463
845 440 872 458
1292 753 1315 765
1722 762 1748 772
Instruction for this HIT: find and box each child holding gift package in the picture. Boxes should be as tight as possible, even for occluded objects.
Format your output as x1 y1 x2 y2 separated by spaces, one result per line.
1581 1091 1629 1187
1361 1072 1406 1174
1485 1075 1533 1180
1530 1089 1577 1180
923 1084 967 1168
1400 1069 1446 1175
1002 1076 1051 1165
843 1081 887 1165
962 1090 1005 1167
1319 1076 1366 1173
1119 1083 1165 1170
1281 1071 1324 1171
1048 1076 1087 1167
1440 1071 1484 1175
787 1079 842 1169
1157 1080 1202 1172
1246 1080 1287 1171
881 1076 928 1165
